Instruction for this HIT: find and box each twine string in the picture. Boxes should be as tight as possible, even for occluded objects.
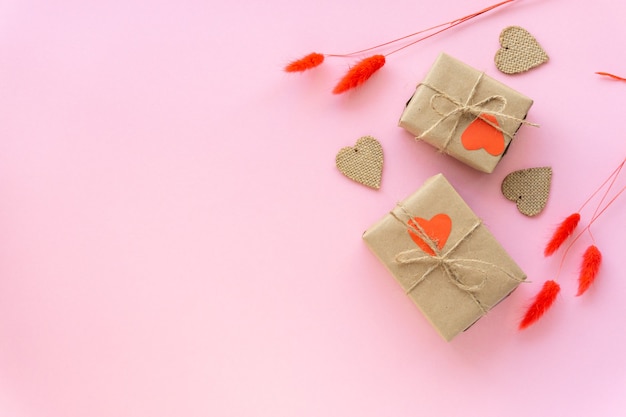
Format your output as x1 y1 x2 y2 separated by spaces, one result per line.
390 204 524 314
415 73 538 152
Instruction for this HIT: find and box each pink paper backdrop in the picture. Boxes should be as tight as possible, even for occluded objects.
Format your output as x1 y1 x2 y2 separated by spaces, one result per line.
1 0 625 415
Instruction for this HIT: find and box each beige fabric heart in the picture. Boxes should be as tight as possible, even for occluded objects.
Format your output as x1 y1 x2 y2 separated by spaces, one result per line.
501 167 552 217
336 136 383 189
495 26 549 74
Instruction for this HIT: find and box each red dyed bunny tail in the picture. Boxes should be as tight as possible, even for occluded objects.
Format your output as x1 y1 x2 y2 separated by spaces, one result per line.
285 53 325 72
576 245 602 296
332 55 385 94
544 213 580 257
519 280 561 330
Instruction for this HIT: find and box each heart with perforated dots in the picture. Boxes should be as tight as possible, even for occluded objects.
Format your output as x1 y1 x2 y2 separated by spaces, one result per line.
335 136 383 189
495 26 549 74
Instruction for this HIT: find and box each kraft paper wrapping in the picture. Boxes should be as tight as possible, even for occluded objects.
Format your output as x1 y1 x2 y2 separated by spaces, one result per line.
362 174 526 341
398 53 534 174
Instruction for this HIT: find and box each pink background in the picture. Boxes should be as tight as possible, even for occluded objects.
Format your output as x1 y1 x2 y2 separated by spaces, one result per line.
1 0 625 415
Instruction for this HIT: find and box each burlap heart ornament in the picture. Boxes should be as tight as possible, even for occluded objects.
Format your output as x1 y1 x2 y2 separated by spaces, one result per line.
501 167 552 216
336 136 383 189
495 26 549 74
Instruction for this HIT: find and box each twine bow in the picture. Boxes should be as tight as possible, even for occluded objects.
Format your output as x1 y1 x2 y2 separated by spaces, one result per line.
417 73 539 152
391 206 524 314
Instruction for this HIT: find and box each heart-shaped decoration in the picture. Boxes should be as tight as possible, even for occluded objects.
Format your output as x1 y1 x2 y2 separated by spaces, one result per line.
461 113 505 156
495 26 549 74
336 136 383 189
501 167 552 217
407 213 452 256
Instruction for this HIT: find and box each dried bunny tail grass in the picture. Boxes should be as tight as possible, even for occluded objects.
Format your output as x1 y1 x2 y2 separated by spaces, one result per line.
576 245 602 296
519 280 561 330
285 53 325 72
332 55 385 94
544 213 580 257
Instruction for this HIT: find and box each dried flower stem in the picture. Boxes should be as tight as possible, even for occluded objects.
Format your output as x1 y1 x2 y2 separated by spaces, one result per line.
576 158 625 213
329 0 515 58
285 0 517 92
596 72 626 82
546 158 625 258
385 0 515 57
586 158 625 241
525 158 625 329
555 183 625 280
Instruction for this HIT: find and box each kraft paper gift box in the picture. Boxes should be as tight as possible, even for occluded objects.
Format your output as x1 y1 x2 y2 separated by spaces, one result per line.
398 53 534 174
362 174 526 341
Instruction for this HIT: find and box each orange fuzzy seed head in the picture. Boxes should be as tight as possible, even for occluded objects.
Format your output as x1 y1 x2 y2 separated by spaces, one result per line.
519 280 561 330
544 213 581 257
576 245 602 296
332 55 385 94
285 53 325 72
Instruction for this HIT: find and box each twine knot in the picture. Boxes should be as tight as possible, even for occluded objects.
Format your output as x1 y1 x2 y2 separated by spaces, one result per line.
415 73 538 152
437 96 505 120
391 205 524 315
394 219 487 306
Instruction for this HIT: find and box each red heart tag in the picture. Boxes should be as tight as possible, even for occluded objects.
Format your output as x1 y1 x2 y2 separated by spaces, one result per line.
461 114 505 156
407 214 452 256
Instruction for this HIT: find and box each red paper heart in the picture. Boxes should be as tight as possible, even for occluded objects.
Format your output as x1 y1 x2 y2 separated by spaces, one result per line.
461 114 505 156
407 214 452 256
